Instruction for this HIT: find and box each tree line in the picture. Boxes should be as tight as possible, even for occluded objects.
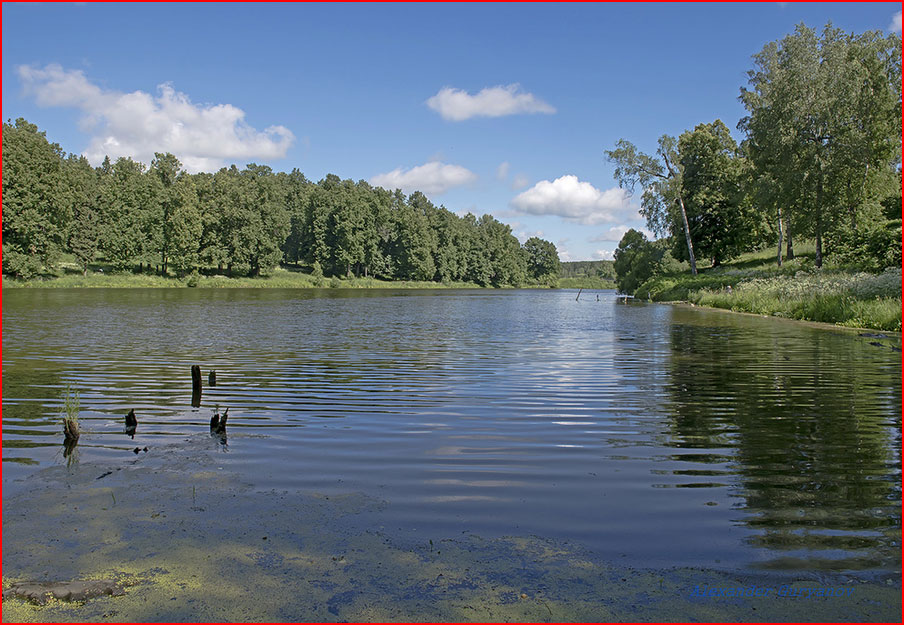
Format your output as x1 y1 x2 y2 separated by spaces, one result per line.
558 260 615 280
607 23 901 293
2 120 561 286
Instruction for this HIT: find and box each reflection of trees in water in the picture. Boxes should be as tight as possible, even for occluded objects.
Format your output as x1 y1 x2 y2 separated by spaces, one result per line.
664 318 901 569
2 357 69 466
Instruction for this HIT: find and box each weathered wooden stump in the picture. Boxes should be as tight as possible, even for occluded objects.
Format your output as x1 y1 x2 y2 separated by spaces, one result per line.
124 408 138 437
63 420 79 442
208 370 217 387
191 365 202 407
210 407 229 432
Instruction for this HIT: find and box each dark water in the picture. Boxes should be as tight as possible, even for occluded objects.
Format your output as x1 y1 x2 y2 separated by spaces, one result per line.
2 288 900 573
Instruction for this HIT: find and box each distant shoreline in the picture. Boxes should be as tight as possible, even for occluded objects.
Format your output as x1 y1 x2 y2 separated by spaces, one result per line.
1 269 615 291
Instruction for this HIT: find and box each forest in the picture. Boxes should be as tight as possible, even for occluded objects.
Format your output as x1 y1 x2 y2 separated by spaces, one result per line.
1 123 561 287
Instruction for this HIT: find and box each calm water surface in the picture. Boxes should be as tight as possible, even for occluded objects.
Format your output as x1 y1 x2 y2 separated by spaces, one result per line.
2 289 900 572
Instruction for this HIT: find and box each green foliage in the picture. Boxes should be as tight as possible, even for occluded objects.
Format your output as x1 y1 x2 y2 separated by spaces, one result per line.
606 135 698 274
3 118 557 289
556 276 616 289
523 237 560 284
311 260 325 287
690 268 901 331
2 118 70 276
64 154 101 275
559 260 615 280
740 23 901 268
99 157 159 271
613 229 664 295
677 120 760 265
185 270 201 288
2 244 44 280
826 217 901 271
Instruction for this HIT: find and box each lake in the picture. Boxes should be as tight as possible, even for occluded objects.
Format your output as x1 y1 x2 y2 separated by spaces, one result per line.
1 288 900 619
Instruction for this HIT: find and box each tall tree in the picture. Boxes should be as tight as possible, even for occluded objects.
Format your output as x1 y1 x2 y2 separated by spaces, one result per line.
606 136 698 274
523 236 560 284
677 120 757 267
279 169 313 266
392 191 436 281
64 154 101 275
149 152 186 274
739 23 901 267
613 229 664 295
1 118 70 278
98 157 159 271
166 175 203 274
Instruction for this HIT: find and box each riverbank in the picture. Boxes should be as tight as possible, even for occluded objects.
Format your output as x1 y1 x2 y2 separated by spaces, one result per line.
632 250 901 332
0 267 483 290
1 266 612 290
3 439 898 623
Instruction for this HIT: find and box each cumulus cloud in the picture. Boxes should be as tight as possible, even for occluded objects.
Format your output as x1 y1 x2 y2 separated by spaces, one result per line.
17 64 294 172
370 161 477 195
426 84 555 121
510 175 637 225
891 10 902 33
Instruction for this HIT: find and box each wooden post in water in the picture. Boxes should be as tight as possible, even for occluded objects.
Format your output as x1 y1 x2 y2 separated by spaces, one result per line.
191 365 202 407
208 370 217 387
575 288 582 302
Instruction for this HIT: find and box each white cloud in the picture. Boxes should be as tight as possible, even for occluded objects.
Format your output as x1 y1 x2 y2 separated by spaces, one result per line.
370 161 477 195
593 249 615 261
426 84 555 121
496 161 510 181
589 225 653 243
510 175 637 225
18 64 294 172
511 173 530 191
891 10 902 33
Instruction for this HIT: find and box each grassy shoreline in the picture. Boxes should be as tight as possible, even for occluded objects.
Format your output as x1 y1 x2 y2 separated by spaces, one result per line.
1 265 615 290
1 270 480 290
633 248 901 332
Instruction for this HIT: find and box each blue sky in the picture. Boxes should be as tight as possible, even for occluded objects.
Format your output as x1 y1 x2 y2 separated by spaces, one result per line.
3 2 900 261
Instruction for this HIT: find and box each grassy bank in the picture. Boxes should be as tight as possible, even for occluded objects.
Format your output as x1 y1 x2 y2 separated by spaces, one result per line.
634 247 901 331
1 266 486 290
2 261 614 290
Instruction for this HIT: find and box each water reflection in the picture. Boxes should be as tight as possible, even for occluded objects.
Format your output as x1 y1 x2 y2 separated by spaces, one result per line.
664 312 901 569
1 289 899 573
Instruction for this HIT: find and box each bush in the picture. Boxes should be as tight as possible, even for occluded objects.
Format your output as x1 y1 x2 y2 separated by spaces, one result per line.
2 247 44 280
311 261 326 287
827 220 902 271
614 229 664 294
185 270 201 288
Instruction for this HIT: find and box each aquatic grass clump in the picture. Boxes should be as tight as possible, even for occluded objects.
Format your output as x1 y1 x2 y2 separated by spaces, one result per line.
60 384 80 441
